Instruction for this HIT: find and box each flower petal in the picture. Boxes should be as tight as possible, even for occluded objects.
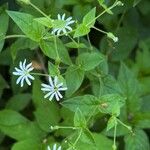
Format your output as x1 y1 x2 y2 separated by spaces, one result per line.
49 92 55 101
49 76 54 87
53 144 57 150
58 87 67 91
16 75 24 84
25 76 31 85
57 91 63 99
44 91 54 99
55 92 60 101
62 14 65 20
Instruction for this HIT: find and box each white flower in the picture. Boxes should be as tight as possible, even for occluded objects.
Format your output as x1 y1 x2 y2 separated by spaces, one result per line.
13 59 34 87
41 76 67 101
47 144 61 150
52 13 75 35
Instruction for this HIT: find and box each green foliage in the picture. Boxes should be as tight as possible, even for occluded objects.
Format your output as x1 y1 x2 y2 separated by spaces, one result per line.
0 0 150 149
124 129 150 150
7 11 45 42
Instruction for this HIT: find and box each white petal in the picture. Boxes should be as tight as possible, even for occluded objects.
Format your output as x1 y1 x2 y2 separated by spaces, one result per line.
25 62 32 70
41 88 52 91
66 17 72 21
56 29 61 36
54 76 58 86
49 92 55 101
57 83 63 88
16 75 24 84
57 91 63 99
20 76 25 87
58 87 67 91
62 29 67 34
62 14 65 20
25 76 31 85
49 76 54 87
23 59 27 70
65 26 72 31
44 91 54 99
57 14 61 20
53 144 57 150
57 146 61 150
27 74 35 80
15 67 22 73
13 72 23 76
66 20 75 25
27 67 34 72
47 146 51 150
41 83 52 89
55 92 60 101
19 61 24 71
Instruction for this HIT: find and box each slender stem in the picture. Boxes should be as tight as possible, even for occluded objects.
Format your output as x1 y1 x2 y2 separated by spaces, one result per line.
74 129 82 146
54 36 60 62
92 26 107 34
87 0 118 27
29 2 49 18
51 125 79 130
113 123 117 150
68 34 78 47
117 119 132 132
87 34 93 50
2 35 27 40
30 72 49 77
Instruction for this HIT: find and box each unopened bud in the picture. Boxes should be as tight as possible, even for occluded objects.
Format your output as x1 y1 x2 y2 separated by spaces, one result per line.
107 32 119 43
116 1 124 6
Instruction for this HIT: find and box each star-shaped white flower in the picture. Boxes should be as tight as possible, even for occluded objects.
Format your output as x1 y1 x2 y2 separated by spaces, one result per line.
13 59 34 87
52 13 75 35
47 144 61 150
41 76 67 101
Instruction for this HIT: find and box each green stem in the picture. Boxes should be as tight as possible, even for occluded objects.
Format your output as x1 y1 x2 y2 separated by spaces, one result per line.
87 34 93 51
50 125 79 130
30 72 49 77
92 26 107 34
117 119 132 132
29 2 49 18
112 123 117 150
74 129 82 146
87 0 119 27
68 34 78 47
2 34 27 40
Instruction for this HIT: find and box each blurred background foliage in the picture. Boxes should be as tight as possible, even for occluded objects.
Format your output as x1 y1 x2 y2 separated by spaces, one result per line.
0 0 150 150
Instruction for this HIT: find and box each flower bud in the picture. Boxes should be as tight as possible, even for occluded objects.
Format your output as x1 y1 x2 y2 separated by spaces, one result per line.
107 32 119 43
116 1 124 6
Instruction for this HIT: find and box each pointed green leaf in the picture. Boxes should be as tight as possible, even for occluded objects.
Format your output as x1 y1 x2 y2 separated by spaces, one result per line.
7 11 45 41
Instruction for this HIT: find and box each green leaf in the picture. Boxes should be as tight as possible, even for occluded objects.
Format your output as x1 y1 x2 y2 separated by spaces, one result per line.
74 24 90 38
0 109 28 125
99 94 125 116
48 61 59 76
34 17 53 28
6 93 31 111
12 139 41 150
32 78 44 108
81 128 96 145
34 102 60 132
106 116 117 131
7 11 45 41
83 7 96 27
62 95 100 116
11 38 37 61
65 65 84 97
65 42 87 49
74 108 86 127
40 38 72 65
118 63 141 112
76 52 104 71
0 122 45 141
124 129 150 150
76 133 113 150
0 7 9 52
